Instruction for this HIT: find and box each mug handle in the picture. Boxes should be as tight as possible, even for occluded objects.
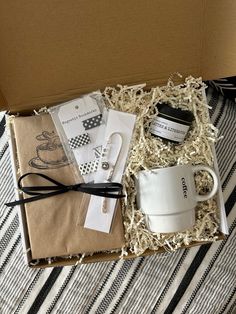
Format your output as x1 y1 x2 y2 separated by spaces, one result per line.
192 165 219 202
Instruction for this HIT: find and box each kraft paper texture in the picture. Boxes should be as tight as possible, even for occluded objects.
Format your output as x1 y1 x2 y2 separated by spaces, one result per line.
13 114 124 259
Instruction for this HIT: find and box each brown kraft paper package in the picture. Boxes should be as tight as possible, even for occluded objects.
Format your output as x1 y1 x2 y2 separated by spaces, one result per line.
12 113 125 259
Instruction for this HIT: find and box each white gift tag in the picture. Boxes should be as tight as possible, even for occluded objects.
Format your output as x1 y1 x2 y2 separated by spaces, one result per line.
84 109 136 233
52 92 106 182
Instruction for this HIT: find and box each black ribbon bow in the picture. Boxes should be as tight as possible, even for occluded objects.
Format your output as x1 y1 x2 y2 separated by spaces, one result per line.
5 173 125 207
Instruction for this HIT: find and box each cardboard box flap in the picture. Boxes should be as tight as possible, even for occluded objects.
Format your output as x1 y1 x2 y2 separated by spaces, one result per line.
0 0 236 112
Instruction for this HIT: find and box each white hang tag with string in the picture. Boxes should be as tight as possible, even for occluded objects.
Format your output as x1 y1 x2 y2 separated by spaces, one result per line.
84 109 136 233
50 92 106 183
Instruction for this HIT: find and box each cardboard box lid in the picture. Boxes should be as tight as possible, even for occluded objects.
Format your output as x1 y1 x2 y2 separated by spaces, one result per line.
0 1 236 112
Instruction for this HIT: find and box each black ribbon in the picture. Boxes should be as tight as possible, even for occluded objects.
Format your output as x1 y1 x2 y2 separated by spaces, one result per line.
5 172 125 207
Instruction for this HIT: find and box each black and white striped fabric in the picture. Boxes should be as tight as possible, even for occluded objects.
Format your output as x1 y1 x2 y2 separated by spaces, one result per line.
208 76 236 102
0 87 235 314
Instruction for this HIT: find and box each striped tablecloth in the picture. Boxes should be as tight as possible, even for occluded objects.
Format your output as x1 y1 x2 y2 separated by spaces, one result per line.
0 87 235 314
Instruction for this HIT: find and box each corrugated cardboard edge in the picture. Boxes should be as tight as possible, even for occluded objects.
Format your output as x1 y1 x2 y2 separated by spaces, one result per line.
212 145 228 234
6 89 228 268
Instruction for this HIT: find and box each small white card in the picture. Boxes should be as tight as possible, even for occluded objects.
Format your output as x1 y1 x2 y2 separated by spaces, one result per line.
84 109 136 233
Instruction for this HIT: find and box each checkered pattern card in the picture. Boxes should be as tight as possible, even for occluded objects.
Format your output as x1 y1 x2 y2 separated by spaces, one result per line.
68 133 91 149
50 92 107 182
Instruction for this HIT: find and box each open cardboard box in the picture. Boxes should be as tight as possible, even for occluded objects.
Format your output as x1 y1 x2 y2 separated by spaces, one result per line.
1 1 235 267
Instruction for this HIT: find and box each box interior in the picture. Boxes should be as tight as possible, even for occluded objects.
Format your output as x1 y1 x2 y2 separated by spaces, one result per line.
1 0 236 112
7 86 228 268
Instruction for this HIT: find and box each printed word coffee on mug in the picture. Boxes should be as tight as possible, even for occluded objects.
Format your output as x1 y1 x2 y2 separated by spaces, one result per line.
136 164 219 233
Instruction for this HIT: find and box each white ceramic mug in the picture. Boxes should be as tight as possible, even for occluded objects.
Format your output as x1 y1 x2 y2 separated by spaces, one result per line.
136 164 219 233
